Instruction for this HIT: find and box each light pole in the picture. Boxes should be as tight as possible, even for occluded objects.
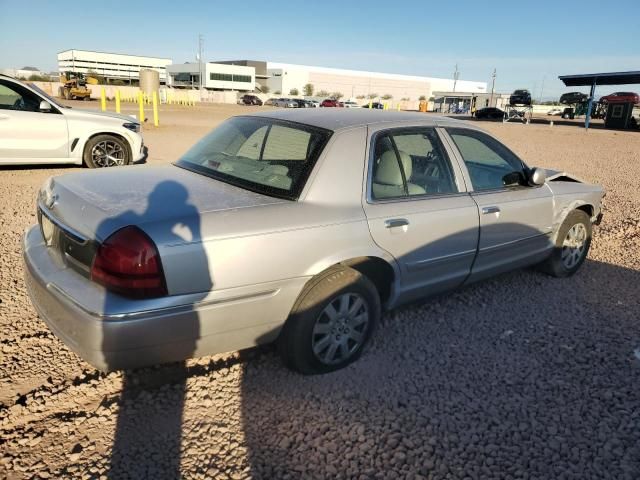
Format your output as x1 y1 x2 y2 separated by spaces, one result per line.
490 68 496 106
198 34 204 90
453 64 459 93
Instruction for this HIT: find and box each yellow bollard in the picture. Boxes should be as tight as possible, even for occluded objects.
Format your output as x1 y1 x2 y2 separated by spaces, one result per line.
115 90 121 114
100 88 106 112
369 100 373 109
397 103 401 111
138 91 145 123
152 91 159 127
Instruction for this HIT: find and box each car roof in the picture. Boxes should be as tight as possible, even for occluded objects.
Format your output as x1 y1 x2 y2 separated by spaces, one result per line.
246 109 466 131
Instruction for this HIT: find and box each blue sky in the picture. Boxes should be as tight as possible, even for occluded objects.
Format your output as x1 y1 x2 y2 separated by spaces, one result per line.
1 0 639 99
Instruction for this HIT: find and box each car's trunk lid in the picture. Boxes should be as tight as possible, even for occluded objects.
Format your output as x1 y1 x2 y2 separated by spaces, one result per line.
37 164 286 274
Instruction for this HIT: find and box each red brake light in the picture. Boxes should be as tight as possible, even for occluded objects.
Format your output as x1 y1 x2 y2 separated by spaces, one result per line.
91 226 167 298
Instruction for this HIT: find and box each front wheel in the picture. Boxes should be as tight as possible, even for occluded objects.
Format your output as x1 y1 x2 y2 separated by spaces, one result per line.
83 135 131 168
278 266 380 374
539 210 592 277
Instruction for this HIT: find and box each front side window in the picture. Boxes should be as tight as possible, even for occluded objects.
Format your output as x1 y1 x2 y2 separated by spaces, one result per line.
0 80 41 112
370 128 457 200
177 117 331 199
447 128 525 191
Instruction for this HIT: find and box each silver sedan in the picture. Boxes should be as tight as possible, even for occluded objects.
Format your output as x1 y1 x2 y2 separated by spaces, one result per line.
24 110 604 374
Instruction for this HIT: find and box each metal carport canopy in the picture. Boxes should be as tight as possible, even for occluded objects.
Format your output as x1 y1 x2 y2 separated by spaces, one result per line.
558 70 640 128
558 71 640 86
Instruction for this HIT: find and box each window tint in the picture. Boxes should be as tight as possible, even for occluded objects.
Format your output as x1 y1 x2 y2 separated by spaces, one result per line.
177 117 330 199
371 128 457 200
0 81 41 112
448 128 525 191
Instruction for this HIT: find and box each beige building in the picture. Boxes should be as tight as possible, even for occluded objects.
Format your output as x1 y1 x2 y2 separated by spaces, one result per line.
266 62 487 101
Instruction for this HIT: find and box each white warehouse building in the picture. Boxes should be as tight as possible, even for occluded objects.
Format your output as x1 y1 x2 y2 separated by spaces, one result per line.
57 49 172 83
266 62 487 101
166 62 255 91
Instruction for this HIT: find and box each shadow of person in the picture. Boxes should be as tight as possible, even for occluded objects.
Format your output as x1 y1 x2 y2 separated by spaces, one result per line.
96 180 212 479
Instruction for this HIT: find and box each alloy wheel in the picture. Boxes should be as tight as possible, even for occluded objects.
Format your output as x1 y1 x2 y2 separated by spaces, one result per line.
311 293 370 365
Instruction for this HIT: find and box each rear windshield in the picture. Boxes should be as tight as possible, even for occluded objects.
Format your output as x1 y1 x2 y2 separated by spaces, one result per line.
176 116 331 199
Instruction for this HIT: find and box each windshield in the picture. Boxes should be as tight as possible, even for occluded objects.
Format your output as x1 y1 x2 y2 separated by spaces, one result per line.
176 116 332 199
26 83 66 108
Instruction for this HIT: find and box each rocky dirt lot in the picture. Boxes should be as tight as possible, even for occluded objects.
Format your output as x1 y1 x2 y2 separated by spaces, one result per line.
1 104 639 479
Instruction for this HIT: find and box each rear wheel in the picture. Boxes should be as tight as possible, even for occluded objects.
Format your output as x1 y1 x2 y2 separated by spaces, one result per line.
278 266 380 374
83 135 131 168
539 210 592 277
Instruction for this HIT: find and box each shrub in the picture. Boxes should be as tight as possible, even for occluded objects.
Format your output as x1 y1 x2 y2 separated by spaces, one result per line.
368 93 378 99
303 83 314 96
382 94 393 100
261 85 270 94
289 88 299 96
331 92 344 100
419 95 427 101
317 90 329 97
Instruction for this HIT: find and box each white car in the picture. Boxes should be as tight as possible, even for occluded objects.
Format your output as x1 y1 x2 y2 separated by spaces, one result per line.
0 75 145 167
273 98 298 108
547 108 563 116
308 100 320 108
343 101 362 109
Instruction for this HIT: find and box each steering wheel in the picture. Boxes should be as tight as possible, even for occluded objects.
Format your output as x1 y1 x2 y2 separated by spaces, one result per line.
423 151 440 177
13 98 25 110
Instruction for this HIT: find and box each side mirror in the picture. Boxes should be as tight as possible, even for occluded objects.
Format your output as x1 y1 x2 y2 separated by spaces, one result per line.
529 167 547 186
39 100 52 112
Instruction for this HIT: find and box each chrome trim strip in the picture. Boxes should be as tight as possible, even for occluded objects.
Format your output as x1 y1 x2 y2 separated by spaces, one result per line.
405 249 477 271
47 282 280 321
38 201 89 244
479 231 552 253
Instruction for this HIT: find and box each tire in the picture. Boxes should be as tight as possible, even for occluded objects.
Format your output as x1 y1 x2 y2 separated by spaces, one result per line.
539 210 592 277
278 266 381 375
83 134 131 168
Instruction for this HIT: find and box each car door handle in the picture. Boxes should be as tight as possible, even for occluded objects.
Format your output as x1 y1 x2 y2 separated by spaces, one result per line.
482 206 501 215
385 218 409 228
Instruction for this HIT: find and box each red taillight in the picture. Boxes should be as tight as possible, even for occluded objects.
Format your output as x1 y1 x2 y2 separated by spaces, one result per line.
91 226 167 298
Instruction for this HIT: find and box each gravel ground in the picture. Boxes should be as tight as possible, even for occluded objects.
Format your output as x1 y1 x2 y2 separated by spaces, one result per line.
1 104 639 479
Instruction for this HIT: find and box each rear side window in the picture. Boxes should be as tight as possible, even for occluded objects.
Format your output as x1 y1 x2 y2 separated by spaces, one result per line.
177 116 331 199
370 128 458 200
448 128 525 191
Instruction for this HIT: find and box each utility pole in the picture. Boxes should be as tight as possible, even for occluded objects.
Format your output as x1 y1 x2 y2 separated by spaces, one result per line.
490 68 496 106
539 75 546 103
453 63 459 92
198 34 204 90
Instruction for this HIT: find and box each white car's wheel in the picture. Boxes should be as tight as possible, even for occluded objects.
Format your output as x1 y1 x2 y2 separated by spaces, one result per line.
83 135 131 168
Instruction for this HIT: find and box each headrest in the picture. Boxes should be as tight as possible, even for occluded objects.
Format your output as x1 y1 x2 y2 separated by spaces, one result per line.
374 150 412 185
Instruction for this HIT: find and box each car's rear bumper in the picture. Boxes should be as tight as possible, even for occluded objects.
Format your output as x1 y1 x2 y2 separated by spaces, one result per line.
23 225 308 371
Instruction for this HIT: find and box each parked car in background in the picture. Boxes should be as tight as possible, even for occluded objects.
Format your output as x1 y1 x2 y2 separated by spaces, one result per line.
264 98 276 106
343 101 361 109
0 74 144 167
599 92 640 104
24 110 604 374
240 94 263 106
321 99 343 107
547 108 563 115
361 102 384 109
274 98 298 108
559 92 588 105
307 100 320 108
509 89 532 106
474 107 504 120
293 99 314 108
